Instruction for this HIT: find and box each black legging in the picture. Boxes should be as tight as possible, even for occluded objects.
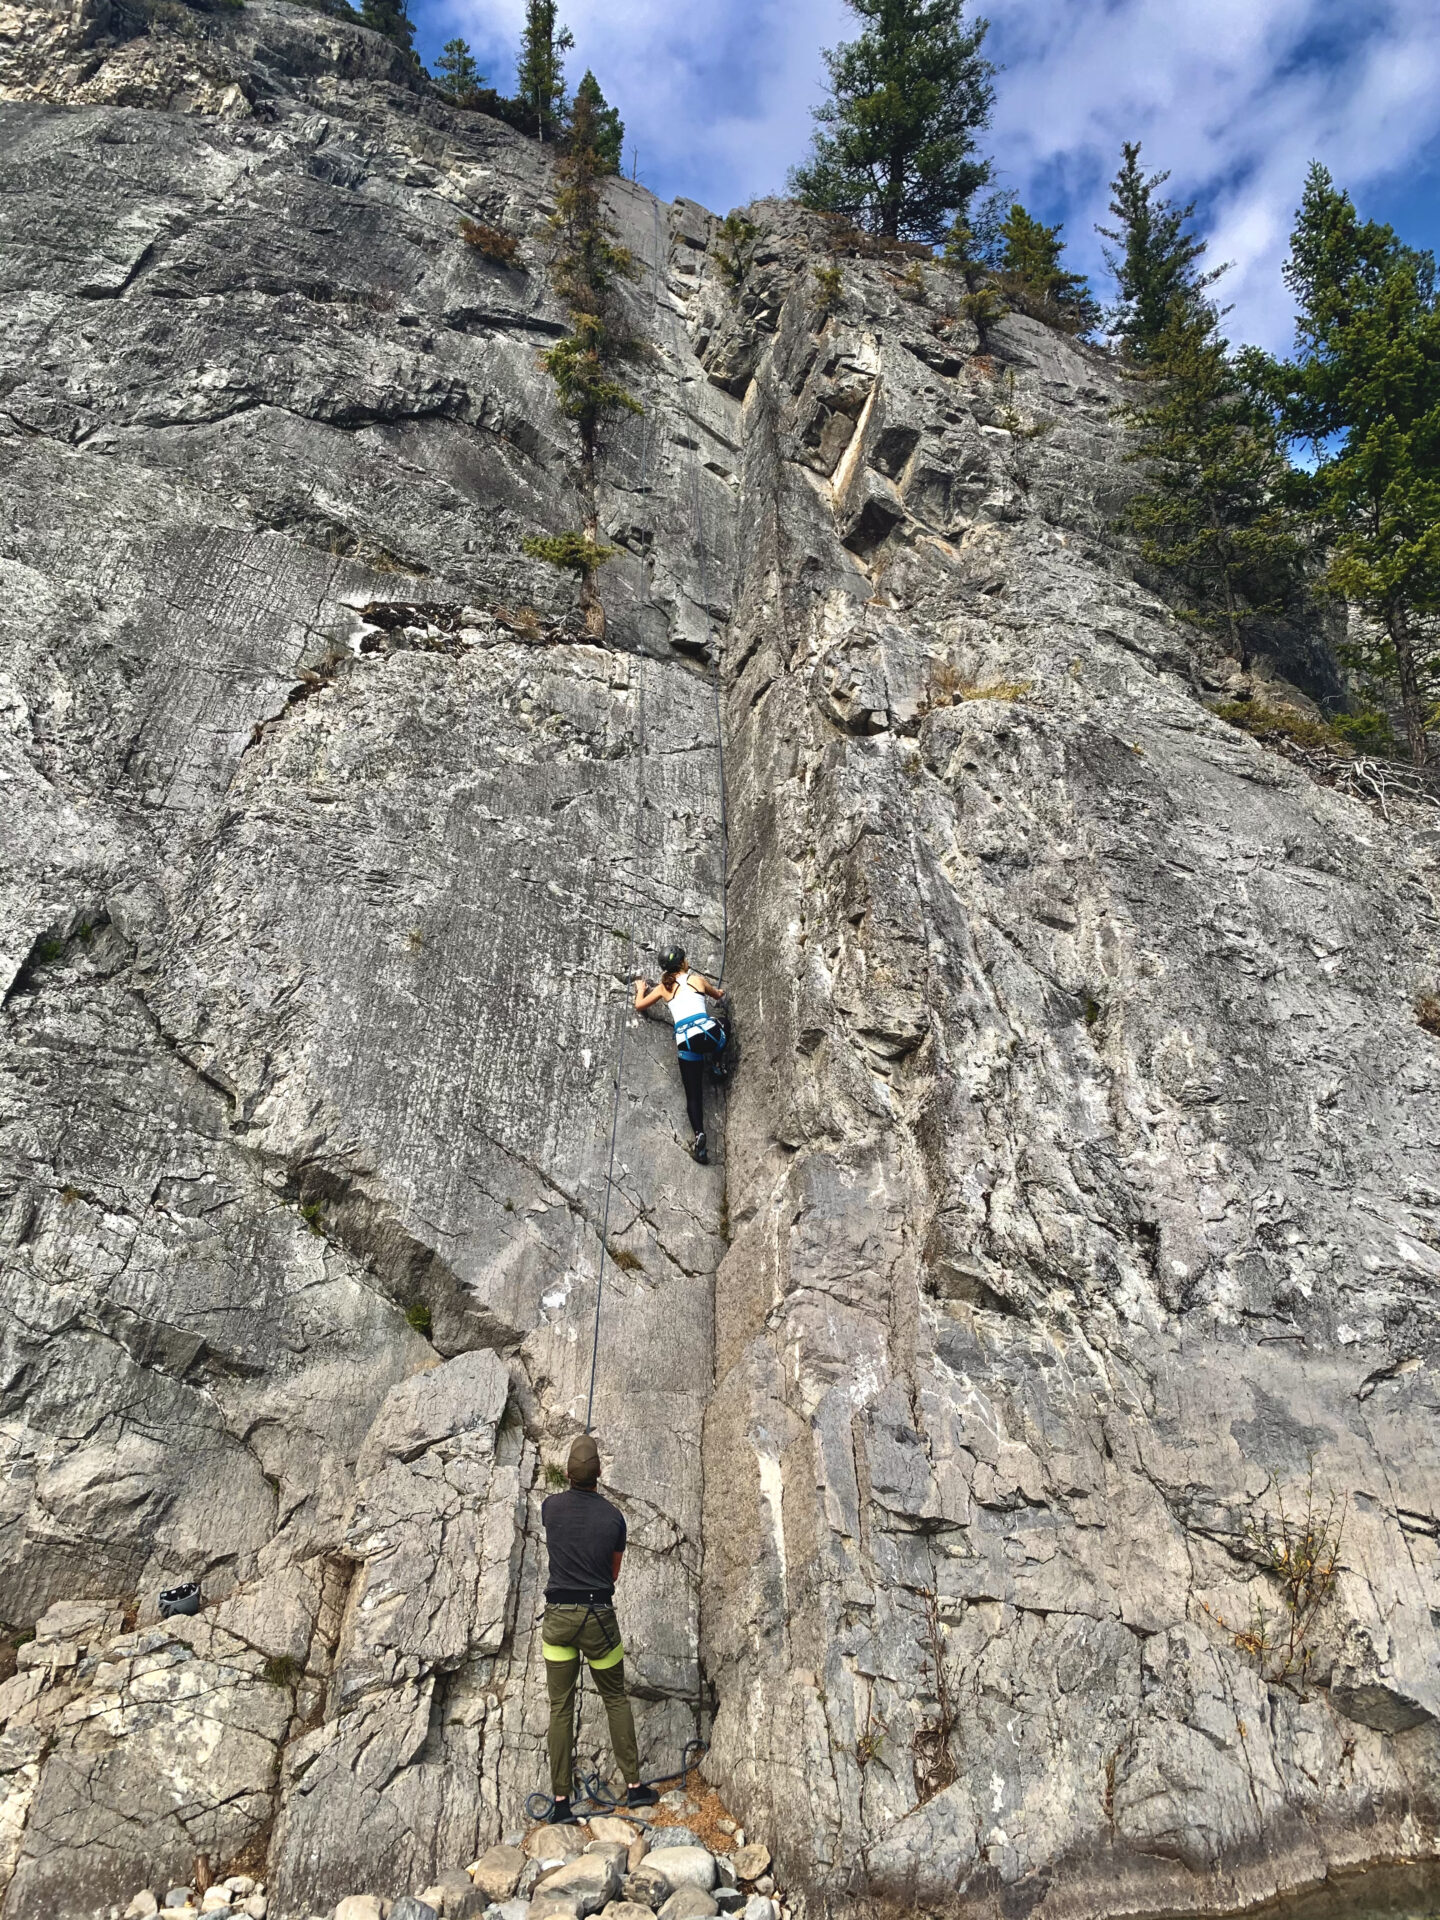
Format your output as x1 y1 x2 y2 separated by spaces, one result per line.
677 1028 723 1133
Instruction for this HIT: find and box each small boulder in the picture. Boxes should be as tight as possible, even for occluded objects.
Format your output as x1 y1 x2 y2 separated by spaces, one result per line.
741 1901 776 1920
489 1905 530 1920
728 1850 769 1885
597 1908 655 1920
334 1899 383 1920
625 1840 648 1875
126 1897 159 1919
647 1831 698 1853
164 1893 194 1913
525 1828 586 1865
713 1894 744 1914
224 1884 256 1902
530 1895 585 1920
469 1847 526 1904
534 1852 622 1917
644 1851 715 1896
620 1868 670 1911
657 1890 718 1920
586 1819 638 1848
582 1843 629 1874
202 1897 233 1915
389 1900 437 1920
242 1902 266 1920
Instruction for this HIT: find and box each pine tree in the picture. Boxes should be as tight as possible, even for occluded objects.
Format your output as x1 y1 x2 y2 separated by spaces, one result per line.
1123 302 1299 670
540 83 640 446
434 37 483 101
517 0 574 141
995 202 1101 335
788 0 995 243
1273 164 1440 761
1098 142 1222 361
572 70 623 176
359 0 413 52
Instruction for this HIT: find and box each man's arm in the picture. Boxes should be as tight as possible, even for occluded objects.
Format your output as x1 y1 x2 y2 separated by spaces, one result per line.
611 1548 624 1583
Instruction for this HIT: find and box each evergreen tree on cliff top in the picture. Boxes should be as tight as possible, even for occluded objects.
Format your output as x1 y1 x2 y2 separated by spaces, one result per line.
360 0 414 54
996 202 1101 335
789 0 995 243
517 0 574 141
1271 164 1440 761
1098 142 1221 360
572 70 624 175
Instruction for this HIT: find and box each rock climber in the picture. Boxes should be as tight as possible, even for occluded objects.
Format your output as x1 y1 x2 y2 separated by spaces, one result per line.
539 1433 659 1823
633 942 727 1164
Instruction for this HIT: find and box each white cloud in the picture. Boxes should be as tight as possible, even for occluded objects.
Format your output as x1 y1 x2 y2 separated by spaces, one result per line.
426 0 1440 348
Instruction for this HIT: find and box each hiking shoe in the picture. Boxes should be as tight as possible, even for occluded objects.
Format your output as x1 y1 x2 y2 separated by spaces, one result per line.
546 1796 580 1825
626 1784 660 1809
693 1131 708 1164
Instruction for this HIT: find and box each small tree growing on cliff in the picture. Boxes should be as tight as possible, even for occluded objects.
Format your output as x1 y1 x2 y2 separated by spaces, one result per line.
517 0 574 141
1098 142 1222 361
529 84 641 631
1268 164 1440 763
1122 299 1299 669
434 37 483 101
360 0 413 53
572 70 624 174
789 0 995 243
995 201 1101 335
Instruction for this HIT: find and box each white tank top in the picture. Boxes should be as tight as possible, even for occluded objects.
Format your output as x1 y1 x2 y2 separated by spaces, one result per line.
667 971 710 1033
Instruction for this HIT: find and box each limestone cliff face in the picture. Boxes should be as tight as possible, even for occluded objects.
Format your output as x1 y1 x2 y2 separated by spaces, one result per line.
1 6 1437 1917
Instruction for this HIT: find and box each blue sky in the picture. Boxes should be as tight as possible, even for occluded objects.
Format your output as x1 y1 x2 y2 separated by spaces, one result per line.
412 0 1440 353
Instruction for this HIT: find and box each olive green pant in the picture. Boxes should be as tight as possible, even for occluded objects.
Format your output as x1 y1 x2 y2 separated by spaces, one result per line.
542 1603 639 1798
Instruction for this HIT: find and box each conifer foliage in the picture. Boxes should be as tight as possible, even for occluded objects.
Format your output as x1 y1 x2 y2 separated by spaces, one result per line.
789 0 995 243
1270 165 1440 763
359 0 413 53
517 0 574 141
995 203 1100 336
1122 303 1298 670
434 36 482 101
1099 142 1222 362
573 70 624 175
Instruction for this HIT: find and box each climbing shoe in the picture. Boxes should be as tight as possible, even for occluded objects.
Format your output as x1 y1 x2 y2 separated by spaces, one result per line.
626 1784 660 1809
693 1131 708 1165
545 1797 580 1825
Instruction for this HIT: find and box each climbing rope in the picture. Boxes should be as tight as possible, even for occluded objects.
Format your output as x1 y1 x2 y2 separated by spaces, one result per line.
582 195 667 1438
542 200 729 1824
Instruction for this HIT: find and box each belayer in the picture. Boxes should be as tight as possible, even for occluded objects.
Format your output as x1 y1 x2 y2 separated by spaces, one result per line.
539 1434 659 1823
633 943 728 1164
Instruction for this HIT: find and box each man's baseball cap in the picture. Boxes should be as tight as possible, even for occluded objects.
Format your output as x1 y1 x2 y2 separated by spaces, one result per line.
568 1435 600 1480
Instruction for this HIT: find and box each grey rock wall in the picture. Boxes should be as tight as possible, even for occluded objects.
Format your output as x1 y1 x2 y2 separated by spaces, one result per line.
1 5 1437 1917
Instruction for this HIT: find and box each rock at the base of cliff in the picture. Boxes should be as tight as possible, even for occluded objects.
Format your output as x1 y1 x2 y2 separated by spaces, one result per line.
643 1852 715 1895
587 1820 640 1849
726 1850 768 1885
656 1889 718 1920
334 1898 383 1920
532 1852 622 1916
471 1848 527 1903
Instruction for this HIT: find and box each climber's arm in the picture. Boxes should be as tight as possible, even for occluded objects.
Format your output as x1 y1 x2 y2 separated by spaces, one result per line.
633 979 668 1012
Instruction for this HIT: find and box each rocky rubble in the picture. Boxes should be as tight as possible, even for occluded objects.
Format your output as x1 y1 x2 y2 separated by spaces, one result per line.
108 1803 782 1920
1 0 1438 1915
